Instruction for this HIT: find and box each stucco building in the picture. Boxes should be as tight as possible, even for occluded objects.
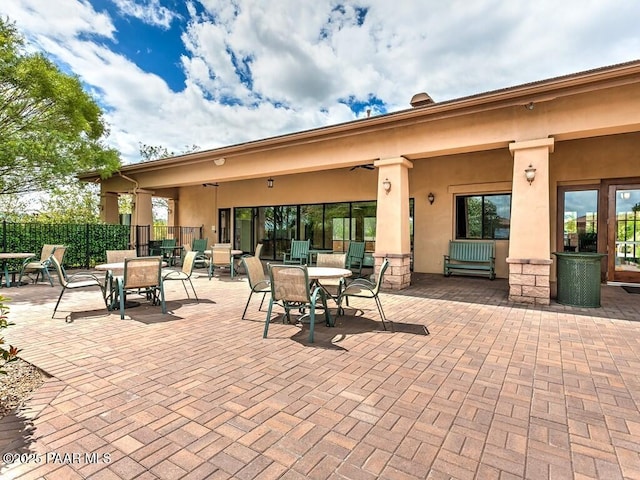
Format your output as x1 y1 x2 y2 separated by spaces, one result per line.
81 60 640 305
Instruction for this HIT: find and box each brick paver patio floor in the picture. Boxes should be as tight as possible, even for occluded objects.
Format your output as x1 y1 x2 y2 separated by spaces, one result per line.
1 270 640 479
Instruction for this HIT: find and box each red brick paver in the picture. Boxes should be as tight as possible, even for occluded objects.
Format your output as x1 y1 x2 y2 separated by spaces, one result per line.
1 271 640 479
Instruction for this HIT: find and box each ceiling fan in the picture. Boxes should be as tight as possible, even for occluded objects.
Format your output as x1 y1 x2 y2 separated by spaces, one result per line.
349 164 375 171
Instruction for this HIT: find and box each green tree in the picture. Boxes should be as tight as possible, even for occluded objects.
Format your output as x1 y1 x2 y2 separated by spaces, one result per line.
37 182 102 223
0 18 120 196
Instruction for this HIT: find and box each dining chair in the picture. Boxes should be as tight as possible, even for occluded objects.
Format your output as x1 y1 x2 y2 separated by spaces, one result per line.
240 255 270 319
316 253 347 298
50 255 106 318
264 264 331 343
19 244 67 287
162 251 199 302
116 256 166 319
106 249 137 263
337 258 413 333
207 246 234 279
283 239 310 265
254 243 263 259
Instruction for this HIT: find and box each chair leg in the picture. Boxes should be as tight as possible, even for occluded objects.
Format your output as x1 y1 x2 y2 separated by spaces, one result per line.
263 299 274 338
181 279 191 299
308 305 315 343
242 291 254 319
159 284 167 314
52 288 66 318
258 292 267 311
374 296 388 331
187 278 198 302
119 282 126 320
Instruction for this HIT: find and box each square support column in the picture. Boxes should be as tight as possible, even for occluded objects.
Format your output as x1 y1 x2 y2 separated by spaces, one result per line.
507 138 554 305
373 157 413 290
100 191 120 224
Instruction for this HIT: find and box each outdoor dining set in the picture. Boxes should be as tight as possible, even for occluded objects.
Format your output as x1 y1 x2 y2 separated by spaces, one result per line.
0 238 403 343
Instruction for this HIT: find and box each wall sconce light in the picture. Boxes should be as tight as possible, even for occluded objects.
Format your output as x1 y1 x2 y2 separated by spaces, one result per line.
267 177 274 188
524 164 536 185
524 102 535 110
428 192 435 205
382 178 391 193
213 157 226 166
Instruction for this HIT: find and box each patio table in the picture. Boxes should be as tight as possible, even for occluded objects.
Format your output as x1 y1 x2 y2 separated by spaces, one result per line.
96 261 167 309
307 266 352 304
0 252 34 288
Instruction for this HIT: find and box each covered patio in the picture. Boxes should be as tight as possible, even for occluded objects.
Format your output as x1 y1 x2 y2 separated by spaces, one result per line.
2 272 640 479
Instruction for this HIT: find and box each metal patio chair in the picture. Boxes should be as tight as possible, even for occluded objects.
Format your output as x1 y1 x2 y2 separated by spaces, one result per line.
264 264 331 343
19 244 67 287
50 255 106 318
241 255 270 319
116 256 166 319
163 250 199 302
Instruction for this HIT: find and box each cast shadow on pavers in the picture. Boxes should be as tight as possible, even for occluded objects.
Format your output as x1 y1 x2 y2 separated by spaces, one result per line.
335 307 431 336
124 298 216 324
57 309 112 323
0 411 37 471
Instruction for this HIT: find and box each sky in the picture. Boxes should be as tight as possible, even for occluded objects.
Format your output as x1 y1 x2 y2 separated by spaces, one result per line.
1 0 639 165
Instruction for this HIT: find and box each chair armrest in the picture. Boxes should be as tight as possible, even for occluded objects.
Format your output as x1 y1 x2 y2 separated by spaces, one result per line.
67 271 103 284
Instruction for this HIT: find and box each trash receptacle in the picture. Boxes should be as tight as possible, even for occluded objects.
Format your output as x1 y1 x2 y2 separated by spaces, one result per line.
553 252 607 307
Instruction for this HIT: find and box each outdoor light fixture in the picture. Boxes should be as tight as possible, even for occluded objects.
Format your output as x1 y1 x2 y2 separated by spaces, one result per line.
267 177 274 188
382 178 391 193
621 191 631 200
428 192 435 204
525 102 535 110
213 157 226 166
524 164 536 185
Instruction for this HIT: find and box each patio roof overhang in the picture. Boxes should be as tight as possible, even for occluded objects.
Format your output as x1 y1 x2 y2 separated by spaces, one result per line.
79 59 640 186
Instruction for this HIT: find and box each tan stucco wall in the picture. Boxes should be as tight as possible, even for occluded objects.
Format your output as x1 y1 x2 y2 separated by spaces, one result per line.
410 149 514 277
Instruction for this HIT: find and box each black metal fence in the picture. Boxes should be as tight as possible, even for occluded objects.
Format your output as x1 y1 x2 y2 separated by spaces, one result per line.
1 221 204 268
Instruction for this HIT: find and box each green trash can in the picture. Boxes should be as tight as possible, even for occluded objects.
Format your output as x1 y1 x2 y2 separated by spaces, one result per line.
553 252 607 307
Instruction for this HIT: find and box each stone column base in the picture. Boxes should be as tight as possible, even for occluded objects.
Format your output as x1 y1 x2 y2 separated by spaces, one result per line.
373 253 411 290
506 258 552 305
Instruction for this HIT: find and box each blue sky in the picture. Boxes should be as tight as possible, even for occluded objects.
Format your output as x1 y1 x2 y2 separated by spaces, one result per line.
2 1 639 164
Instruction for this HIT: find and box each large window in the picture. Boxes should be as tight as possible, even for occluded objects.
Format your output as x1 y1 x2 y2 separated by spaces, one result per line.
456 194 511 239
233 199 414 263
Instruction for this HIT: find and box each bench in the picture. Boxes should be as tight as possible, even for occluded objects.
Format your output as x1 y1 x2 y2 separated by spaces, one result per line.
443 240 496 280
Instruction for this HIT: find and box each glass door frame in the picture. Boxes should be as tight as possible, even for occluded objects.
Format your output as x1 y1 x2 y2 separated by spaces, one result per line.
556 184 607 281
607 182 640 284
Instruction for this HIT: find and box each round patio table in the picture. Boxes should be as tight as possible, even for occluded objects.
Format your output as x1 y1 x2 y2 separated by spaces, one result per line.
0 252 34 287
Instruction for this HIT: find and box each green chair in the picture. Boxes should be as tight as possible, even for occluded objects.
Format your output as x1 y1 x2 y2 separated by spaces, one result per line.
159 239 178 266
283 239 310 265
345 241 366 277
163 251 199 302
50 255 106 318
263 264 331 343
116 256 166 320
207 246 235 279
241 255 270 319
19 244 67 287
191 238 208 268
337 258 418 333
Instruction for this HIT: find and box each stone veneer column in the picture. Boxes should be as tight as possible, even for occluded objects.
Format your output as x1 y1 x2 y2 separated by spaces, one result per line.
507 258 552 305
507 138 554 305
373 156 413 290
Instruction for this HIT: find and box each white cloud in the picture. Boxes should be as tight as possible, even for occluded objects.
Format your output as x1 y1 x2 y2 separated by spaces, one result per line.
112 0 179 29
1 0 639 164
